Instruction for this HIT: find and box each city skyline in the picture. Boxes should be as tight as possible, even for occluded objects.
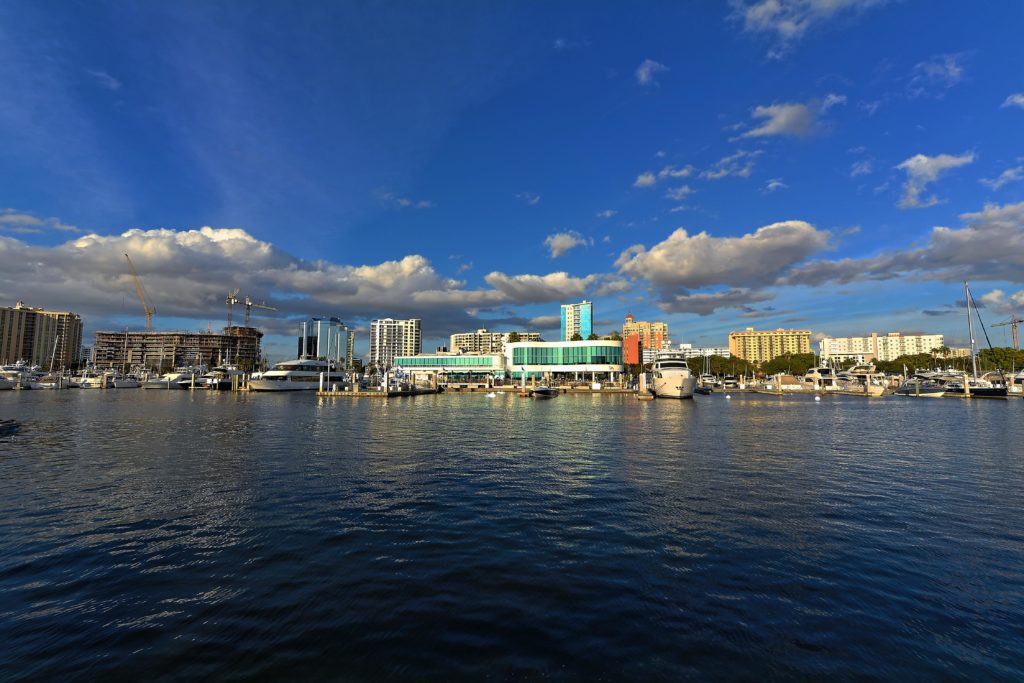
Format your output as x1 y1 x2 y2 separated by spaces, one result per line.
2 2 1024 360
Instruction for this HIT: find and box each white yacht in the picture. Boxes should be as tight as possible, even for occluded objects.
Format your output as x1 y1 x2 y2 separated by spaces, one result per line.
249 359 347 392
181 365 245 390
143 366 205 389
0 376 14 391
74 369 112 389
112 375 142 389
650 352 697 399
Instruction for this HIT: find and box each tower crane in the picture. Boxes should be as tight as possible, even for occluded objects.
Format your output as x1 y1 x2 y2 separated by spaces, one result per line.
244 296 277 326
225 288 240 327
124 253 155 331
993 314 1021 350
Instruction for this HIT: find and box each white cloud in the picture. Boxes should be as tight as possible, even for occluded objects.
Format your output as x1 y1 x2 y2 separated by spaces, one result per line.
516 192 541 205
896 152 975 209
1002 93 1024 109
850 159 873 177
908 53 967 98
764 178 789 192
544 231 592 258
665 185 696 201
377 191 434 210
732 0 889 57
86 69 122 91
596 210 618 218
658 164 695 179
859 100 881 116
821 93 847 111
635 59 669 86
980 166 1024 191
616 220 830 291
701 149 762 180
0 209 84 234
979 289 1024 316
633 172 657 188
740 103 816 138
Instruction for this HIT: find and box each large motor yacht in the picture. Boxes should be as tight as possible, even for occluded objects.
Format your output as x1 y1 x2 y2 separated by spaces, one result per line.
249 359 347 392
650 351 697 399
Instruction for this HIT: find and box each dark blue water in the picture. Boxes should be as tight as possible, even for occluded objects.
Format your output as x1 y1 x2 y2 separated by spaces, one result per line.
1 390 1022 680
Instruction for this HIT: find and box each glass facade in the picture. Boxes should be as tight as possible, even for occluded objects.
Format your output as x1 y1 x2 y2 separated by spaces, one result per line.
512 345 621 366
394 355 496 368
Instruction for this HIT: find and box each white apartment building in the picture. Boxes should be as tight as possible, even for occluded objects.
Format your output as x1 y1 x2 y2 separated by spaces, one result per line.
819 332 944 363
449 329 542 354
369 318 422 368
677 343 731 359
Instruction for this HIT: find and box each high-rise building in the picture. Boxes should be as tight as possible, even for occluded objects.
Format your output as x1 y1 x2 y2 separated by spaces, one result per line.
449 328 542 354
297 317 354 366
93 326 263 371
819 332 944 363
677 343 731 359
560 300 593 341
0 301 83 369
728 327 811 364
621 314 669 364
369 318 421 368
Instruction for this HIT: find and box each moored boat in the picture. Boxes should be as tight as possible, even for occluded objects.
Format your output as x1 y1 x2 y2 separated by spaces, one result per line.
650 351 697 399
248 359 348 392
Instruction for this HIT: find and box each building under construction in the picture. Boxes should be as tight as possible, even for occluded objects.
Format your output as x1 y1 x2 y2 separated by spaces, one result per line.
93 326 263 371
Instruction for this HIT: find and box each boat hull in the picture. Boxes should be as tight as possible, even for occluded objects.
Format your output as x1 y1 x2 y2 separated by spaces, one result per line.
652 374 697 399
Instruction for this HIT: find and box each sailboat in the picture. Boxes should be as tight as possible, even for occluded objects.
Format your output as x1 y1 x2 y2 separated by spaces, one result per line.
943 282 1008 398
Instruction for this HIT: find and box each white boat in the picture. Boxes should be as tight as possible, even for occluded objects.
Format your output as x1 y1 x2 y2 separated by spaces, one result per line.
1 360 43 389
74 370 112 389
249 359 348 392
0 376 14 391
143 367 205 389
182 365 245 390
112 375 141 389
650 351 697 399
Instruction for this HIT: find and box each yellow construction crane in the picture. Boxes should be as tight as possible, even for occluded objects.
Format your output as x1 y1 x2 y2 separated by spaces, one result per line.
244 296 277 326
993 314 1021 350
225 288 240 327
124 253 155 331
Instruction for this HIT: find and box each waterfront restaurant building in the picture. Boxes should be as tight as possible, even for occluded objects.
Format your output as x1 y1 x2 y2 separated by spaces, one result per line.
394 339 625 384
728 327 811 364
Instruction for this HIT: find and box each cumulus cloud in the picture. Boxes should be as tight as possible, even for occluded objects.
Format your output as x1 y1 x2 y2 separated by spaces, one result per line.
978 289 1024 316
660 288 776 315
908 53 967 98
658 164 695 178
516 192 541 205
850 159 874 177
781 201 1024 286
0 226 619 338
980 166 1024 191
701 149 762 180
635 59 669 86
596 209 618 218
544 231 592 258
732 0 889 57
896 152 975 208
738 94 843 139
665 185 696 201
616 220 830 292
634 172 657 188
1002 93 1024 109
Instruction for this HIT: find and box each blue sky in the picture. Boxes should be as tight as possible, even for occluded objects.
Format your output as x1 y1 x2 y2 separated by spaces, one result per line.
2 0 1024 360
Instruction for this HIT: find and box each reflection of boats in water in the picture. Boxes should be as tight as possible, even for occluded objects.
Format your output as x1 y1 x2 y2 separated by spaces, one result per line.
650 352 697 399
249 359 347 392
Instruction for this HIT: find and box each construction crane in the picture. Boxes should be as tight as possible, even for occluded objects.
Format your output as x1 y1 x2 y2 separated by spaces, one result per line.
225 288 240 327
124 253 155 332
244 296 277 326
993 314 1021 350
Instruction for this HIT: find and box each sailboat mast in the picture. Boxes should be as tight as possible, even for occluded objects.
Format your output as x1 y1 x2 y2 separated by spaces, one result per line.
965 281 978 379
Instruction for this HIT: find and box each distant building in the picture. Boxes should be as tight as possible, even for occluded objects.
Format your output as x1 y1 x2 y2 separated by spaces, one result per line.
729 327 811 364
819 332 944 363
677 343 731 359
93 326 263 371
621 314 669 364
560 300 593 341
369 318 421 368
0 301 83 369
297 317 354 366
449 328 542 354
